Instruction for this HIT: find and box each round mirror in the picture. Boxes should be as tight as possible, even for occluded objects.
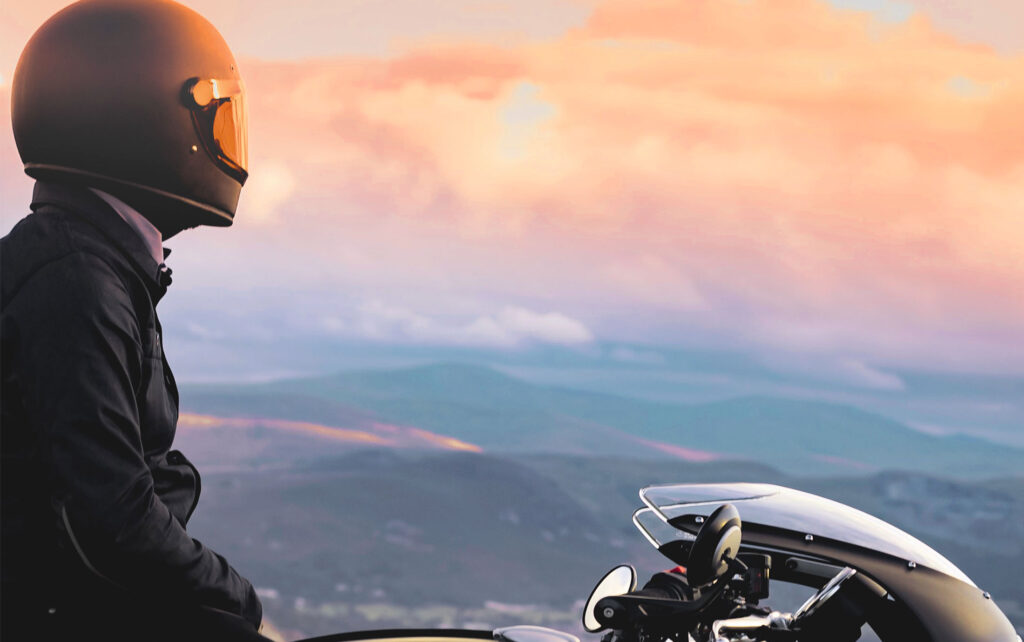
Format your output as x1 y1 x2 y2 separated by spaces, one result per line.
687 503 742 586
582 565 636 632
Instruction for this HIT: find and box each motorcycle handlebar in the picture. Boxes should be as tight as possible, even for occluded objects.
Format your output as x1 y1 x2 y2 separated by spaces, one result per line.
595 572 693 629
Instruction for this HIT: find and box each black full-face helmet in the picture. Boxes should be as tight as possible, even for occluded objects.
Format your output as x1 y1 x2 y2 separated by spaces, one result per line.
12 0 249 228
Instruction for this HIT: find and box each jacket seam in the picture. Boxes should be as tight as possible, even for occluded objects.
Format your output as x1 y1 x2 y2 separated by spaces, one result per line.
4 248 137 313
2 249 79 307
60 505 130 591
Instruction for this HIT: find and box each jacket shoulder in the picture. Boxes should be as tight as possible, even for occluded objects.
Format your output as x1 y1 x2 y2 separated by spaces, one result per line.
2 208 137 308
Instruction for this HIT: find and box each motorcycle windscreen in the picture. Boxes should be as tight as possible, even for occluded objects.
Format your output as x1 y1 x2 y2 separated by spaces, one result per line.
638 483 974 586
633 506 691 549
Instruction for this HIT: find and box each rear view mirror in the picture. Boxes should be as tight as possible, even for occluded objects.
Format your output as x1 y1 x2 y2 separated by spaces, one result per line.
582 565 636 632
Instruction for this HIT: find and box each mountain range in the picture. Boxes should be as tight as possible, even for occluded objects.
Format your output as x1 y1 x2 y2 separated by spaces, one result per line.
179 362 1024 477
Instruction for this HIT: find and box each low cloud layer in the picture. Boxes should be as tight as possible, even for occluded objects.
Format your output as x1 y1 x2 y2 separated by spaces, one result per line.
324 301 593 348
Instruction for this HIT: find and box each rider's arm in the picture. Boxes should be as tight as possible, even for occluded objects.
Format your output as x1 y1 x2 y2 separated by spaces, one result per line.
9 252 262 628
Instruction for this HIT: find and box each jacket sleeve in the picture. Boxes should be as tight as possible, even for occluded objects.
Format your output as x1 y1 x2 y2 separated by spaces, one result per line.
9 252 262 629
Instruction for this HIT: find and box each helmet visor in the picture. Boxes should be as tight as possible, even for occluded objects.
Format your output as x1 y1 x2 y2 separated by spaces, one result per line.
186 77 248 183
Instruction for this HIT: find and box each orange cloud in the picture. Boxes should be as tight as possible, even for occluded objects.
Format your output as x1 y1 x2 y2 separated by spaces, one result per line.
178 412 393 445
634 437 719 462
178 412 484 452
234 0 1023 371
403 426 484 453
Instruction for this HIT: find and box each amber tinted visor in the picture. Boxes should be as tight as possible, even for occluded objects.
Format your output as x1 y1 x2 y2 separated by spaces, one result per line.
185 77 248 183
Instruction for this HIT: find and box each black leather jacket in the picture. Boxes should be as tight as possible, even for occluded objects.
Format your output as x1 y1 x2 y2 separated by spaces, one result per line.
1 182 262 637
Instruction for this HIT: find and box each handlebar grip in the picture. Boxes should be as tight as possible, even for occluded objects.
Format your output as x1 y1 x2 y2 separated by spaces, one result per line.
594 572 692 629
639 571 693 600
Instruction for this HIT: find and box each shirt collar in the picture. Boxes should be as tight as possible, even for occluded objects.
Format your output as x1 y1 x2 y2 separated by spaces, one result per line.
89 188 165 266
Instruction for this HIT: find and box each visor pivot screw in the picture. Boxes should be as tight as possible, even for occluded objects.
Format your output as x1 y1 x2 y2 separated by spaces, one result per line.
190 145 198 153
983 591 992 599
602 607 615 619
907 561 916 569
694 516 705 524
804 534 814 542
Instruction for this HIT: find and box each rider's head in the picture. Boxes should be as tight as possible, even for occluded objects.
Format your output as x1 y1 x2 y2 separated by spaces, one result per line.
11 0 249 238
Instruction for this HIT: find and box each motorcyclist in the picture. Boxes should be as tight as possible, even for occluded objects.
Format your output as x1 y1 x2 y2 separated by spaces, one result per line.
1 1 264 639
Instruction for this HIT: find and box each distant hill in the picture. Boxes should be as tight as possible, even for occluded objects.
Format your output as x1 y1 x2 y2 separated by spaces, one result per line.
187 450 663 611
179 362 1024 477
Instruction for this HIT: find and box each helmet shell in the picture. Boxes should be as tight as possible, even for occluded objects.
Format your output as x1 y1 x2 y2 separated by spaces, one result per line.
12 0 247 226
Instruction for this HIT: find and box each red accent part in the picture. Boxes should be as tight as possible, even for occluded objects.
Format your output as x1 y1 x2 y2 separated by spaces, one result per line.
666 565 687 575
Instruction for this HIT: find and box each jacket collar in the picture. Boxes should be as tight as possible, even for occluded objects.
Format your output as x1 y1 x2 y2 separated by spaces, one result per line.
89 188 165 267
30 181 170 301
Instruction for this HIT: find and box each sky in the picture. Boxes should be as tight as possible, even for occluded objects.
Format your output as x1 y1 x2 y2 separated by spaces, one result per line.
2 0 1023 391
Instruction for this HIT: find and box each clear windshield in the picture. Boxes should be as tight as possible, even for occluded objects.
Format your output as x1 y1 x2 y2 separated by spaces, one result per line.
636 483 973 586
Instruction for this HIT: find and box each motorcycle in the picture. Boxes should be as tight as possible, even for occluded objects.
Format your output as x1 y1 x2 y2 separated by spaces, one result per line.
581 483 1020 642
295 483 1019 642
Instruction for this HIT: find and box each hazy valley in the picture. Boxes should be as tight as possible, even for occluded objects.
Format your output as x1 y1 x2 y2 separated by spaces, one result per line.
173 364 1024 638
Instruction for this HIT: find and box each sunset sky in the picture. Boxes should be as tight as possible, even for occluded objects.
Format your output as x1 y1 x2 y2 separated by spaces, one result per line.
2 0 1022 388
